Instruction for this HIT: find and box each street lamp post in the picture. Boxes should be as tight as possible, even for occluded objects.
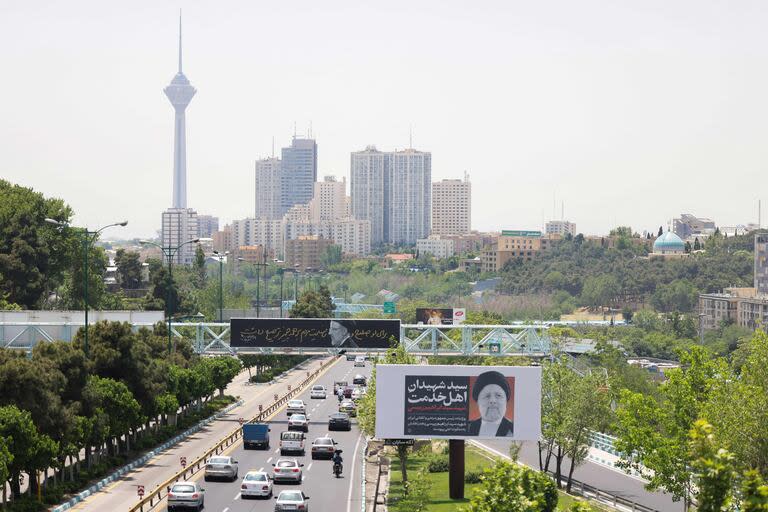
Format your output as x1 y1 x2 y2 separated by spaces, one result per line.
45 218 128 356
140 238 200 355
238 256 268 317
212 251 229 322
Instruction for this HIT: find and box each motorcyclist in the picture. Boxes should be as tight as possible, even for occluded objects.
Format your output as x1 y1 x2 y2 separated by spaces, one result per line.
332 450 343 475
337 387 344 402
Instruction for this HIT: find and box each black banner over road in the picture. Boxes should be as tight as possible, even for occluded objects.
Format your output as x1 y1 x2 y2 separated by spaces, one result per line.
230 318 400 349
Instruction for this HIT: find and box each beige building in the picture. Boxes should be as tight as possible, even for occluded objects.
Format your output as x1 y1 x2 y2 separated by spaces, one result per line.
481 230 560 272
161 208 199 265
756 233 768 295
310 176 348 222
255 157 284 219
545 220 576 237
285 236 334 270
431 177 471 236
416 236 455 259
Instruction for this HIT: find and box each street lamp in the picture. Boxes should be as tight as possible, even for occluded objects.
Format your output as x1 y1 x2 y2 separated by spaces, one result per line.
212 251 229 323
140 238 200 355
238 254 268 317
45 218 128 356
279 267 299 318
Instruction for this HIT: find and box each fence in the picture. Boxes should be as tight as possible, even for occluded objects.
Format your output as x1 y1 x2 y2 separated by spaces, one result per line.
127 358 333 512
548 472 661 512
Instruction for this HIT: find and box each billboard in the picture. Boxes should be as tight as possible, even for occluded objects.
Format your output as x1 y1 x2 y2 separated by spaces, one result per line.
375 365 541 440
416 308 466 325
230 318 400 349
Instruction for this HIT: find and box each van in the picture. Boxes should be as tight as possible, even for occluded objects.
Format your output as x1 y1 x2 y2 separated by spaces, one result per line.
279 431 305 455
354 356 365 367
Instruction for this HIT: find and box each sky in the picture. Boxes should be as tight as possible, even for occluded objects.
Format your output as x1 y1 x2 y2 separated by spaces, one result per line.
1 0 767 240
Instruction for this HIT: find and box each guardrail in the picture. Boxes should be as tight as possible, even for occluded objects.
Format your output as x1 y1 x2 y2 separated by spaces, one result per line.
549 472 660 512
127 357 333 512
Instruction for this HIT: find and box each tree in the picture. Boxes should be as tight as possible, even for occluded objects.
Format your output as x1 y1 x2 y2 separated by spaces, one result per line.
463 461 558 512
741 471 768 512
689 420 734 512
320 244 342 268
194 244 207 285
83 376 143 454
58 236 110 309
580 274 619 310
658 226 664 237
0 437 11 490
289 287 335 318
396 468 430 512
694 238 701 251
0 179 76 307
651 280 699 313
115 249 143 289
203 356 241 396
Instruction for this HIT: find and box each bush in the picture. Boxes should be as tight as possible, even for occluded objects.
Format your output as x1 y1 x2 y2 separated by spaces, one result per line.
465 470 482 483
426 454 449 473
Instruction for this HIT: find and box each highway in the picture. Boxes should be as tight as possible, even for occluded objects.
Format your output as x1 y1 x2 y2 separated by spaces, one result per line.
158 358 371 512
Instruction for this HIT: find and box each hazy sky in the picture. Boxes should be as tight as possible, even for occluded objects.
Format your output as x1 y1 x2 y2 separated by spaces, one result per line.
1 0 766 239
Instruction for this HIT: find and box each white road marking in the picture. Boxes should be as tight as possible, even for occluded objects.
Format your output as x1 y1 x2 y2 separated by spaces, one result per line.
258 467 264 472
307 463 313 471
274 448 279 453
233 492 241 500
223 508 230 512
267 457 273 463
346 433 363 512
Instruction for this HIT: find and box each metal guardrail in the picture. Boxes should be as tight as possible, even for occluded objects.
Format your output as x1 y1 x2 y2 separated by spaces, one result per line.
127 358 334 512
548 471 661 512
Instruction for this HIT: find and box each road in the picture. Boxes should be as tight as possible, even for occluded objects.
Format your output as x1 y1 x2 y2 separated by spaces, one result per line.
158 358 371 512
477 440 681 512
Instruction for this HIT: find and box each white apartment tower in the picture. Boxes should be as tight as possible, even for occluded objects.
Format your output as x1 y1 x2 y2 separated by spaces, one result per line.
162 208 199 264
310 176 347 222
350 146 390 246
431 177 471 235
255 157 284 219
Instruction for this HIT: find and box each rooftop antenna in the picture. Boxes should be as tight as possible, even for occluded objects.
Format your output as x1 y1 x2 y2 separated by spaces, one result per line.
561 200 564 221
309 121 313 139
759 199 762 228
293 121 297 139
178 9 183 73
552 192 556 220
409 125 413 149
271 136 275 158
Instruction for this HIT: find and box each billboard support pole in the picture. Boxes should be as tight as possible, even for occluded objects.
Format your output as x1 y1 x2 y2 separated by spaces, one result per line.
449 439 465 499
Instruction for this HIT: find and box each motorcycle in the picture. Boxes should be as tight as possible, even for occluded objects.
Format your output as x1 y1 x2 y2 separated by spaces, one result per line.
333 462 343 478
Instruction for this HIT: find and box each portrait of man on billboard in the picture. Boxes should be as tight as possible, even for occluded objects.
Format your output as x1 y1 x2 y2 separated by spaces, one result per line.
329 320 359 348
468 370 515 437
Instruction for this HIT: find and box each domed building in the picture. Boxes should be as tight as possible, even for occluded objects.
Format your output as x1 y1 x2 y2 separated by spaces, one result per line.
650 231 688 259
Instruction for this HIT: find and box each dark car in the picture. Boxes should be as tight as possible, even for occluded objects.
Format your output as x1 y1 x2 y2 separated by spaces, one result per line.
352 374 366 386
345 354 356 361
328 412 352 431
343 386 353 398
333 381 349 394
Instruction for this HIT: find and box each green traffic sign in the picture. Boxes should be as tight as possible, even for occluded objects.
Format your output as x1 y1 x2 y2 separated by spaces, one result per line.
383 301 396 314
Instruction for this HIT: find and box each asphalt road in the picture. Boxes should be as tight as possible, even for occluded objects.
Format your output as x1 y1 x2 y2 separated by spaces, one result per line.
163 359 371 512
477 439 681 512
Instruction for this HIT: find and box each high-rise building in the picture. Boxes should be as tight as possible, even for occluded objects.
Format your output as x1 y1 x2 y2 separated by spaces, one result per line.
281 137 317 211
197 215 219 238
545 220 577 237
350 146 390 246
164 15 196 210
673 214 716 239
390 149 431 245
310 176 347 222
756 233 768 295
432 178 471 235
162 208 199 264
255 157 284 219
285 236 334 270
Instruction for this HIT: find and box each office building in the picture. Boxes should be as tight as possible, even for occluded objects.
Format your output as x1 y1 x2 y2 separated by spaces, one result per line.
281 137 317 211
545 220 577 237
161 208 199 264
432 178 471 235
755 233 768 295
417 236 455 259
350 146 390 246
285 236 334 270
255 157 284 219
197 215 219 238
481 230 559 272
673 214 716 239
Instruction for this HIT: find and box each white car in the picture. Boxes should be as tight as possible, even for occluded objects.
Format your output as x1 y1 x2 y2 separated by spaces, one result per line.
286 399 306 416
167 481 204 511
204 455 238 481
274 490 310 511
310 385 326 399
288 413 309 432
354 356 365 367
279 431 305 455
272 459 304 483
240 470 272 499
351 387 363 401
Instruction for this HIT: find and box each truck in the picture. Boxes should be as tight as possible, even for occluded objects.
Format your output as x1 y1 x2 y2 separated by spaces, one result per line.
242 423 270 450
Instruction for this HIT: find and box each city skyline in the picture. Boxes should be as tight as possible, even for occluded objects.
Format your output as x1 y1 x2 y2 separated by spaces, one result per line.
1 1 766 239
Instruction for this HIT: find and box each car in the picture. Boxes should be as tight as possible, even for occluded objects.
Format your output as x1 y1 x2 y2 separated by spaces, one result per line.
167 481 204 511
286 399 306 416
345 354 356 361
240 470 273 499
351 387 363 401
310 437 337 459
271 459 304 483
309 385 326 399
354 356 365 367
204 455 238 481
328 412 352 431
288 413 309 432
343 386 353 398
352 374 367 386
279 430 305 455
333 381 348 394
339 400 357 417
274 490 310 511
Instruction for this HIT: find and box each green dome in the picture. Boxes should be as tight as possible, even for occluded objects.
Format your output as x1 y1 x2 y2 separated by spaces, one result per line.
654 231 685 252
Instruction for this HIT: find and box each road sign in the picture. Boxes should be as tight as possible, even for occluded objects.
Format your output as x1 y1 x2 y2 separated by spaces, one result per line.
238 417 245 425
488 341 501 354
137 485 145 498
259 404 263 412
383 301 396 314
384 439 415 446
180 456 187 468
274 393 279 401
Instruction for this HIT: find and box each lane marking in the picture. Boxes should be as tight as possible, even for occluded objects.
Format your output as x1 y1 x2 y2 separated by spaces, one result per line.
258 467 264 472
346 433 363 512
307 463 313 471
233 492 241 500
267 457 273 464
223 508 230 512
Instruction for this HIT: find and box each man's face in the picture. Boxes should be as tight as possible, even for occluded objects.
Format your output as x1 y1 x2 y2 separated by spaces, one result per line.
329 322 348 346
477 383 506 422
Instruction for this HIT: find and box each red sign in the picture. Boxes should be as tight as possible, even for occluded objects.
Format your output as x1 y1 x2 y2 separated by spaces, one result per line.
274 394 279 401
238 417 245 425
259 404 263 412
137 485 145 497
180 456 187 468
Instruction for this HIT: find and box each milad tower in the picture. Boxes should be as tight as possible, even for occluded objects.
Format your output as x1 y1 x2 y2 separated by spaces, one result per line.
161 14 199 265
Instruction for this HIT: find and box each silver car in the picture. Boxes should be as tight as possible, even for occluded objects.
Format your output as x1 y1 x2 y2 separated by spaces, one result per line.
286 399 306 416
167 481 204 511
204 455 238 481
288 413 309 432
271 458 304 483
274 490 310 511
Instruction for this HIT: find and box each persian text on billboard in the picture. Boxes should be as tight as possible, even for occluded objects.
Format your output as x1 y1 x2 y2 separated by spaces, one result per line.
230 318 400 349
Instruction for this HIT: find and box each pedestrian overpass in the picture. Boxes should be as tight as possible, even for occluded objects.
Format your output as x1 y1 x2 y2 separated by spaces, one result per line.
0 320 601 357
